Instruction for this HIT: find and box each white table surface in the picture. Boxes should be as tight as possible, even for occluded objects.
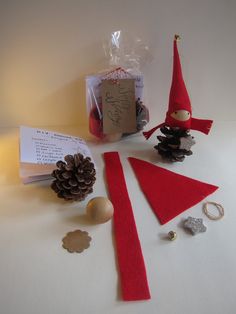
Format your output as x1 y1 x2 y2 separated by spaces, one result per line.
0 122 235 314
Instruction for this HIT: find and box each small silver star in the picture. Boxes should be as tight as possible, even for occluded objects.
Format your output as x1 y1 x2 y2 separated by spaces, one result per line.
184 217 207 235
179 136 196 151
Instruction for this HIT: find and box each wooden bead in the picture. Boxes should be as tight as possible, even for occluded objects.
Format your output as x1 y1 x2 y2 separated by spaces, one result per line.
86 197 114 224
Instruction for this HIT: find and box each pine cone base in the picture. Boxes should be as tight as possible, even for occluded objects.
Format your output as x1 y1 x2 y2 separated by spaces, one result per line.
154 126 196 162
51 153 96 201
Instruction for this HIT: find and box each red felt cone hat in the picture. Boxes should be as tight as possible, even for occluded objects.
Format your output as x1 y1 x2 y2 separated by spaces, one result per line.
129 157 218 224
167 35 191 115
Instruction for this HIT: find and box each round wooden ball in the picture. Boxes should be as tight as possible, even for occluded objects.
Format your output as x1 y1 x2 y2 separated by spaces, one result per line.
86 197 114 224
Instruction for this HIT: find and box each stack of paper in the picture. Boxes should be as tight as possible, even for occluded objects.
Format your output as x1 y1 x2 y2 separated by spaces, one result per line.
19 126 94 183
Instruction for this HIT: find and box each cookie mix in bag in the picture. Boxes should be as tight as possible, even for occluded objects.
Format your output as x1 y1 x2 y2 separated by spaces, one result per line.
86 31 150 141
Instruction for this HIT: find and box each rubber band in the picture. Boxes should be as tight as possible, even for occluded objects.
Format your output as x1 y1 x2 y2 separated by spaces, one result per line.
203 202 224 220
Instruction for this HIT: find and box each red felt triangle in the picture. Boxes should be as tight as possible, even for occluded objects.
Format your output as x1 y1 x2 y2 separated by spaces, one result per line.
128 157 219 225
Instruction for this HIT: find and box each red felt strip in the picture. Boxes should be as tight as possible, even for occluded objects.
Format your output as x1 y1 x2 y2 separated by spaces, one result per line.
129 157 219 225
103 152 151 301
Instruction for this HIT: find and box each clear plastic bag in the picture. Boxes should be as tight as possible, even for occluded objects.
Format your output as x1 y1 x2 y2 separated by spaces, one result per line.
86 30 150 141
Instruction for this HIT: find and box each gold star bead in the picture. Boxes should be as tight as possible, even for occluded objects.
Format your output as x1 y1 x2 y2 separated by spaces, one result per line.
168 231 177 241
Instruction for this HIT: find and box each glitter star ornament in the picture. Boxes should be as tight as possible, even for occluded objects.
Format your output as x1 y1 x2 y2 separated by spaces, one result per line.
184 217 207 235
179 135 196 151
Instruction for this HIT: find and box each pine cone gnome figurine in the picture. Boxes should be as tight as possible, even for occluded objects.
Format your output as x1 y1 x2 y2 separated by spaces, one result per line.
51 153 96 201
143 35 213 162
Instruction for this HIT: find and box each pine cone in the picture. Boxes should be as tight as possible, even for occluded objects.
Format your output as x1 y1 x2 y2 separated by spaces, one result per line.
136 98 149 131
51 153 96 201
154 126 196 162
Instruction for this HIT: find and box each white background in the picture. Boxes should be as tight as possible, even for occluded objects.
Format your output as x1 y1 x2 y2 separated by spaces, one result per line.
1 1 236 314
1 0 236 127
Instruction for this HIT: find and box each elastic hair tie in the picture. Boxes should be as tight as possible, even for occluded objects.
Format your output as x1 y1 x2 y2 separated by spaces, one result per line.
203 202 224 220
